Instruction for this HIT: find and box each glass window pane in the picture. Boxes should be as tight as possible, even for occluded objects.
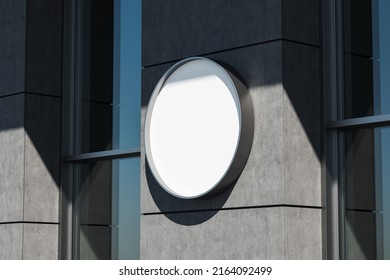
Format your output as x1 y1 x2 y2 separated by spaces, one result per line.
76 0 141 153
342 0 390 118
74 158 140 260
376 0 390 62
341 127 390 259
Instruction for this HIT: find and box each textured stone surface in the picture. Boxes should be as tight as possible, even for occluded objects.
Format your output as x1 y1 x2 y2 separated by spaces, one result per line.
141 207 323 259
0 95 25 222
23 223 58 260
284 207 322 259
141 207 285 259
142 0 282 66
0 224 23 259
0 0 26 96
24 94 61 222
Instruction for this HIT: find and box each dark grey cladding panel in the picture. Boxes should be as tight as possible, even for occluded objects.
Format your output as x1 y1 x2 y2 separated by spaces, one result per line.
24 94 61 223
0 0 62 97
0 0 27 96
26 0 63 96
282 41 321 207
142 0 282 66
282 40 321 160
25 94 61 191
282 0 321 46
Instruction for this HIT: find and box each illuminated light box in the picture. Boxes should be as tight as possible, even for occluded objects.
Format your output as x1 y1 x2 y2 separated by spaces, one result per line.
145 57 253 199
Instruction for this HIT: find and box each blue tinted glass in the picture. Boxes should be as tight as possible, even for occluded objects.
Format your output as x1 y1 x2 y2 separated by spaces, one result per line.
379 128 390 259
373 0 390 115
113 0 142 149
112 157 140 260
342 0 390 118
377 0 390 62
76 0 141 153
76 157 140 260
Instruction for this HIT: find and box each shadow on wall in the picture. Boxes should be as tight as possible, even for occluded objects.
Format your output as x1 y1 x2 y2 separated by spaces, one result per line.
145 162 234 225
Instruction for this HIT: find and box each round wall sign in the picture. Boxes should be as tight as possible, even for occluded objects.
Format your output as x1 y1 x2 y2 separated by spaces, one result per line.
145 57 253 199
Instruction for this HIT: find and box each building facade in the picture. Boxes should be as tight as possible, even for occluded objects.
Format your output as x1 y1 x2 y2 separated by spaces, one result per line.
0 0 389 260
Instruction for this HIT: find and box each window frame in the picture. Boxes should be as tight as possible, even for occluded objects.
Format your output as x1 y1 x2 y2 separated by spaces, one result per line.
61 0 141 260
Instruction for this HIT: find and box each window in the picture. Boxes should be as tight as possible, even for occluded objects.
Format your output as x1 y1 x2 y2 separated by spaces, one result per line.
324 0 390 259
62 0 141 259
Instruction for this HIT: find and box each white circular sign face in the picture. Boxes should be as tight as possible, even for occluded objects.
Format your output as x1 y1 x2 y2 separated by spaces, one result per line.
145 58 251 199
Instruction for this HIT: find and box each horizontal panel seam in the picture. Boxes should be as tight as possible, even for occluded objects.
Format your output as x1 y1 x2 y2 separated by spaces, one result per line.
0 221 59 225
143 38 320 69
142 204 323 216
0 92 62 100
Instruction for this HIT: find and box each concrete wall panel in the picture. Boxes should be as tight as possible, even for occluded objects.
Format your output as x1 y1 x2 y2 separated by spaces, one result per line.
0 224 23 260
0 95 25 222
283 42 321 207
24 94 61 222
23 223 58 260
285 207 322 259
141 208 285 259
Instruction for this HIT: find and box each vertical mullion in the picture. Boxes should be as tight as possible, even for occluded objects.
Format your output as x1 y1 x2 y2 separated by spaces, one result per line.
61 0 77 260
323 0 341 260
335 0 346 260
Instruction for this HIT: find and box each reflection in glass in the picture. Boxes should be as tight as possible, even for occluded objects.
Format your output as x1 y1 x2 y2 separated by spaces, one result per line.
342 0 390 118
76 0 141 153
341 127 390 259
74 158 140 260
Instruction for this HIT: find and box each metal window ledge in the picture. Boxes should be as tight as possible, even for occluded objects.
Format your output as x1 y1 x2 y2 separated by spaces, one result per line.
326 114 390 129
64 147 141 162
